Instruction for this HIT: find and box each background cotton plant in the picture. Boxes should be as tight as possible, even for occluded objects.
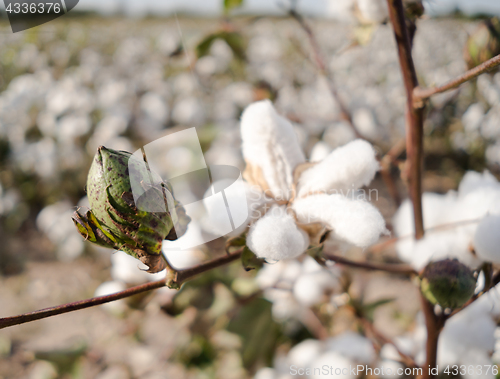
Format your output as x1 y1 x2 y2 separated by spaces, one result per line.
4 3 500 379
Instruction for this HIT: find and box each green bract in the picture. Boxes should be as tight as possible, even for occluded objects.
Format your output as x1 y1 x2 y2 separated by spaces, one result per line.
420 259 476 309
72 146 190 273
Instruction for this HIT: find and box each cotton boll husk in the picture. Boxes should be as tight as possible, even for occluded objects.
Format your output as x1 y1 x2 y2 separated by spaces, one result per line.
94 280 127 315
246 206 309 261
474 215 500 263
311 352 356 379
293 194 386 247
287 339 324 368
326 331 375 364
297 139 379 197
240 100 305 200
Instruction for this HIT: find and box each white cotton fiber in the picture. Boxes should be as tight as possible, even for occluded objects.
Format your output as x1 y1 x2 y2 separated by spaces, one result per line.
458 170 500 197
111 251 166 284
94 280 127 315
311 352 355 379
309 141 332 162
474 215 500 264
240 100 305 200
297 139 379 197
287 339 324 368
326 331 375 364
293 273 327 306
246 206 309 261
292 194 386 247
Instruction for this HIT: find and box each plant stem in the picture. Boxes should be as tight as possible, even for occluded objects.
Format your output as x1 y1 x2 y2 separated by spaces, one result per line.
386 0 425 240
322 252 417 275
420 294 444 377
414 53 500 104
0 249 243 330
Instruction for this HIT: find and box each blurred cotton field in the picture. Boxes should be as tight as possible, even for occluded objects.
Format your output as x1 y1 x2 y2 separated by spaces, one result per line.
1 4 500 379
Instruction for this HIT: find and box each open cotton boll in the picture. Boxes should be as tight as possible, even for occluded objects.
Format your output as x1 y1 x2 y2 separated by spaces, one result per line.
293 273 328 306
264 288 303 320
111 251 166 285
474 215 500 264
297 139 379 197
326 331 375 364
254 368 278 379
438 307 496 365
240 100 305 200
94 280 127 315
287 339 324 368
293 194 386 247
311 351 356 379
309 141 332 162
458 170 500 197
246 206 309 261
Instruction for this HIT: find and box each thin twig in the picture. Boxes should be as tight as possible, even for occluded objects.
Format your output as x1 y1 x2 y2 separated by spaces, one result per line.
322 252 417 275
289 9 364 140
414 53 500 105
360 317 419 369
0 249 244 330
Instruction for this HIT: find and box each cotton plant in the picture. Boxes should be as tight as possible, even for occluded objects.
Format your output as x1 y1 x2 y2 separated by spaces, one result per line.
240 100 387 263
393 170 500 271
255 256 341 320
254 331 375 379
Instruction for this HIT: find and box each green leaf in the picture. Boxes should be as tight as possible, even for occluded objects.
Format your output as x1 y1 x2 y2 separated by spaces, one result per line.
242 246 264 271
196 31 246 61
227 298 281 369
306 244 324 258
362 298 395 321
223 0 244 14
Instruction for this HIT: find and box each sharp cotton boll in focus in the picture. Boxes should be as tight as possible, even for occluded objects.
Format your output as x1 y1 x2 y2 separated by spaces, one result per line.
246 206 309 261
297 139 379 197
240 100 305 200
293 194 387 247
474 214 500 264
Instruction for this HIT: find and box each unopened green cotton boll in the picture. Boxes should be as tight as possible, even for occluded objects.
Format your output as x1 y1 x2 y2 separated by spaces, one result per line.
420 259 476 309
72 146 190 273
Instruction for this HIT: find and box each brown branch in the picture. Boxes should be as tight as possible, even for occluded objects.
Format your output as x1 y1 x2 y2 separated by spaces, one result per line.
414 53 500 104
386 0 425 240
419 294 445 377
0 249 244 330
322 252 417 275
360 317 419 369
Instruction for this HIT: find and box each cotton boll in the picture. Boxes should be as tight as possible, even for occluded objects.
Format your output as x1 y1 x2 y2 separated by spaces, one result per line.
309 141 332 162
326 331 375 364
254 368 278 379
287 339 323 368
256 261 288 289
240 100 305 200
246 206 309 261
293 194 386 248
458 171 500 197
264 288 302 320
94 280 127 315
311 351 355 379
111 251 166 285
474 215 500 264
297 139 379 197
293 274 326 306
163 249 203 270
439 306 496 363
